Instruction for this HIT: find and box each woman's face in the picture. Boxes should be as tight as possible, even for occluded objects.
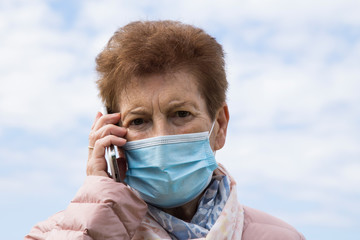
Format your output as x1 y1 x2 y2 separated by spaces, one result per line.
119 71 215 147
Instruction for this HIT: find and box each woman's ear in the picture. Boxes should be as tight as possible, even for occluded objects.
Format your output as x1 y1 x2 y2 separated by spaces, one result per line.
213 103 230 151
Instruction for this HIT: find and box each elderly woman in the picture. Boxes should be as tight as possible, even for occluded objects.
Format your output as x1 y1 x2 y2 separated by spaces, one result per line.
26 21 305 239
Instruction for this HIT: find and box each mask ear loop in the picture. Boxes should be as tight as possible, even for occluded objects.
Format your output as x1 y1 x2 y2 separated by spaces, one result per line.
208 121 216 137
208 121 217 156
208 121 217 155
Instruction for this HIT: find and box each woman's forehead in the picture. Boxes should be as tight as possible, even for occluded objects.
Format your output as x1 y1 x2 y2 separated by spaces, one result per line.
118 72 205 110
122 71 199 96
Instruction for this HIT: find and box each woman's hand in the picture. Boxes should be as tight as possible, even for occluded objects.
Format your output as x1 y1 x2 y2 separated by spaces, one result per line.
87 112 127 178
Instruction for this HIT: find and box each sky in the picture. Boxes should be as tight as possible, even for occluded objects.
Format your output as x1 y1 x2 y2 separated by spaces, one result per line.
0 0 359 239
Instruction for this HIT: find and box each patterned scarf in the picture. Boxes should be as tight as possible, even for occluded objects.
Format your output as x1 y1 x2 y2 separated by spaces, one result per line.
147 175 230 239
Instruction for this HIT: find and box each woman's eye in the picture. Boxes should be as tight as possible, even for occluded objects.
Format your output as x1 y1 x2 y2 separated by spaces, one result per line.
131 118 144 125
177 111 190 118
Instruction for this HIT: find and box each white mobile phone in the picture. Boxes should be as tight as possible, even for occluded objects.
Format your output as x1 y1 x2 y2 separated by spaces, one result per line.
101 106 122 182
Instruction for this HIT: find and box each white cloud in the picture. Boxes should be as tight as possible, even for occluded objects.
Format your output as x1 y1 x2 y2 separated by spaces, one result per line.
0 1 102 133
0 144 86 199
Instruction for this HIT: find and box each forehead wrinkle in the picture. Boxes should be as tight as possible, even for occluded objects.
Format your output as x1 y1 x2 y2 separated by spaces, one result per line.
157 95 164 114
120 71 203 117
120 92 154 120
118 84 132 112
156 81 202 114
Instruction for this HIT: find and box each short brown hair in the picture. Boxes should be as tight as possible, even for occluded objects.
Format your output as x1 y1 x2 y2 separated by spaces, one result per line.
96 20 227 119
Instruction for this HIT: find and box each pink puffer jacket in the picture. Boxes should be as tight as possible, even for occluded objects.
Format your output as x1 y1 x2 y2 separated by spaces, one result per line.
25 165 305 239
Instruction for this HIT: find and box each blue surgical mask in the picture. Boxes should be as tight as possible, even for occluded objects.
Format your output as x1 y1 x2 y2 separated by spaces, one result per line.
123 124 217 208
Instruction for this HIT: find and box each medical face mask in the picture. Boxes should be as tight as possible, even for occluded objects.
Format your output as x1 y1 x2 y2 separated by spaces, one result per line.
123 124 218 208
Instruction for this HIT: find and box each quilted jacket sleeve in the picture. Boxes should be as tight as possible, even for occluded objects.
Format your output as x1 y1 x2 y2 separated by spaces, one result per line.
25 176 148 240
242 206 306 240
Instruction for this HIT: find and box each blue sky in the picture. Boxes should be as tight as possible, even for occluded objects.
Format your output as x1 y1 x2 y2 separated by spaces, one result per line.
1 0 359 239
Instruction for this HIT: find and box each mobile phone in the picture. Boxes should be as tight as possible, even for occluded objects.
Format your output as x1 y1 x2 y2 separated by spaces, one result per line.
101 106 122 182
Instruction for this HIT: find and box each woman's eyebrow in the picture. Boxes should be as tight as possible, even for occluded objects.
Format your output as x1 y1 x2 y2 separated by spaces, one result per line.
166 100 199 110
122 107 149 119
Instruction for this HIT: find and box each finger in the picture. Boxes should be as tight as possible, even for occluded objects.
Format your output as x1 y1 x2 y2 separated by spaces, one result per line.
88 112 102 160
91 112 103 130
92 135 127 160
88 125 127 151
97 124 127 139
93 113 121 132
87 135 127 176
